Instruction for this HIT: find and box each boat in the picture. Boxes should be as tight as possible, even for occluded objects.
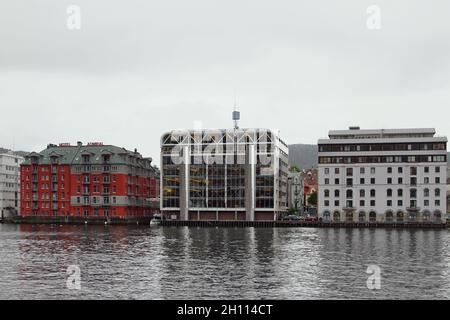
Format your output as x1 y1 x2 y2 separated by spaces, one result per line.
150 213 162 226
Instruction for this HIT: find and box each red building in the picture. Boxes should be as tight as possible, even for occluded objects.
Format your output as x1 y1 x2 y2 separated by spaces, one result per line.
20 142 159 218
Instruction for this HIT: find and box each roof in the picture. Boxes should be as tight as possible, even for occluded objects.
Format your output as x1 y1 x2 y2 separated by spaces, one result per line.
22 144 156 171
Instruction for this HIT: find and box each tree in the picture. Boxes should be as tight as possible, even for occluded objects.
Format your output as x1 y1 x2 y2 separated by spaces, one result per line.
290 165 300 172
308 190 318 206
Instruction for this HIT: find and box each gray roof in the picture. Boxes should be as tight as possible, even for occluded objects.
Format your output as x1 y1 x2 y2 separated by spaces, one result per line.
23 144 156 171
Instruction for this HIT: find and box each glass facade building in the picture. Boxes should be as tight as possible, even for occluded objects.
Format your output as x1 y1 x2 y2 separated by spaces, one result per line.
160 128 289 221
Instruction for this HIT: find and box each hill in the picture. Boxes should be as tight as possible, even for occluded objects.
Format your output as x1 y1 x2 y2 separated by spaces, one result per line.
0 147 29 157
288 144 318 170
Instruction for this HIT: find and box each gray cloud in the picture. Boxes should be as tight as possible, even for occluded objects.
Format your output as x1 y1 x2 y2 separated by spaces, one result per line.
1 0 449 165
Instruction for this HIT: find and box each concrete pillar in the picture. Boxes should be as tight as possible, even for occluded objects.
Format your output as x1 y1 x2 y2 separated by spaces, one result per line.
245 144 256 221
179 145 189 221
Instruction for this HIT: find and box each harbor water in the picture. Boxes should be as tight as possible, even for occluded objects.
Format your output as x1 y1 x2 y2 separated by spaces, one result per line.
0 223 449 299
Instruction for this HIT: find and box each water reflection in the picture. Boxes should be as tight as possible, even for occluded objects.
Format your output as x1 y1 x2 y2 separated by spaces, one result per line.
0 224 449 299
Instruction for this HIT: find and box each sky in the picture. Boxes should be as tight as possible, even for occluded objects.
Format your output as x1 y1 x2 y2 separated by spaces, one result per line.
1 0 449 166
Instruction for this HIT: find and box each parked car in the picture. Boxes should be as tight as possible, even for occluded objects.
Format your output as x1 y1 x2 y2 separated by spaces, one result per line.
282 215 301 221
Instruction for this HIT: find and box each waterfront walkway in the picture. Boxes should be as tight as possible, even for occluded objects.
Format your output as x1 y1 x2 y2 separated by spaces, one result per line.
161 220 447 229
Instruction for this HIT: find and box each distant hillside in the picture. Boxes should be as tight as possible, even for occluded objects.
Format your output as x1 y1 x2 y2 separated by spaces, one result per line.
289 145 450 169
288 144 318 170
0 147 29 157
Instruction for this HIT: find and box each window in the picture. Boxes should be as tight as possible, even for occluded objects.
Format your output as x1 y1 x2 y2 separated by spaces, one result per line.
435 200 440 206
335 168 340 174
335 178 340 185
387 167 392 174
346 190 353 199
387 200 392 207
370 189 376 197
398 189 403 197
398 178 403 184
324 200 330 207
410 167 417 175
424 188 430 197
360 178 365 185
346 178 353 187
324 178 329 185
334 200 339 206
360 189 365 197
387 189 392 197
398 200 403 206
360 200 365 206
435 188 441 197
398 167 403 174
325 168 330 174
435 177 440 184
424 200 429 207
424 177 429 184
370 200 376 207
435 166 440 173
370 178 375 185
334 190 340 197
324 190 330 198
387 178 392 184
424 167 429 173
370 168 376 174
410 189 417 198
410 177 417 186
346 168 353 176
360 168 365 174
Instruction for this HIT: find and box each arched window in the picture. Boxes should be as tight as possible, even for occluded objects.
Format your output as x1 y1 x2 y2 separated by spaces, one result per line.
346 189 353 199
435 188 441 197
424 188 430 197
324 189 330 198
334 190 340 197
398 189 403 197
387 189 392 197
410 188 417 198
360 189 365 197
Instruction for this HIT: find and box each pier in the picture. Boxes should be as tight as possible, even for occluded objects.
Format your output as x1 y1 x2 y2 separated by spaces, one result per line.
161 220 448 229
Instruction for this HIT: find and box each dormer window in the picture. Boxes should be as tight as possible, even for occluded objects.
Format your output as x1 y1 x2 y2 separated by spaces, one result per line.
82 155 90 163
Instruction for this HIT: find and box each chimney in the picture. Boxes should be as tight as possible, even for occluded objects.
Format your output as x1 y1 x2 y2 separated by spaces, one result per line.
77 141 82 146
134 148 138 154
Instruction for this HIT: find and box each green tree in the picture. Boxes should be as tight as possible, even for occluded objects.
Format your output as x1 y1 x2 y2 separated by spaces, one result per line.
308 190 318 206
290 165 300 172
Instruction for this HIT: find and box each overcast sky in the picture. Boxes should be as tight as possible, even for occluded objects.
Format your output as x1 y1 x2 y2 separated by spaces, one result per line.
1 0 449 165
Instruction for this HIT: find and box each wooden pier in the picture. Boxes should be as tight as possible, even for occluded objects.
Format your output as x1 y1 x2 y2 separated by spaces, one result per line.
161 220 448 229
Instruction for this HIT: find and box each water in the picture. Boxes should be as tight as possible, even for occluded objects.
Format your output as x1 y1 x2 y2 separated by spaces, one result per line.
0 223 449 299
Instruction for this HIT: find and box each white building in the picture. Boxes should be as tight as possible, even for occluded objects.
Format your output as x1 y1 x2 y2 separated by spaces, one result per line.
317 127 448 224
0 152 24 218
287 171 304 214
160 128 289 221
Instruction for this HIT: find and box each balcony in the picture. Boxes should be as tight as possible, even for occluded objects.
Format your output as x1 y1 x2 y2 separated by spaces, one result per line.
407 206 421 212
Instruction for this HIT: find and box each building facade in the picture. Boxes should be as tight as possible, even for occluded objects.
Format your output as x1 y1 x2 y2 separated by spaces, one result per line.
318 128 448 223
287 171 304 214
0 152 24 218
20 142 159 218
160 128 289 221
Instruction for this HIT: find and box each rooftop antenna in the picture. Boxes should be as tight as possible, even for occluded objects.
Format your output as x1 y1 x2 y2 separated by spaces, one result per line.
232 95 240 130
